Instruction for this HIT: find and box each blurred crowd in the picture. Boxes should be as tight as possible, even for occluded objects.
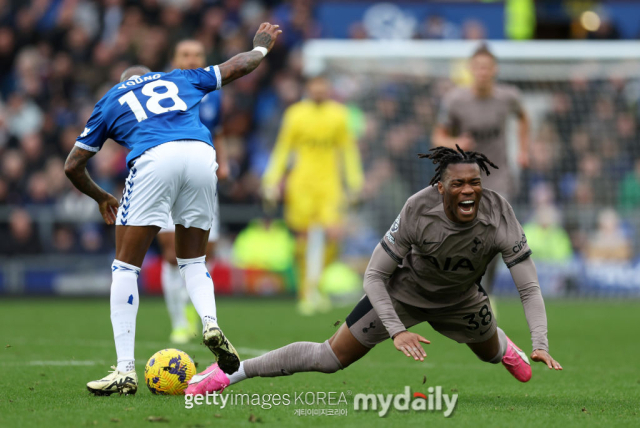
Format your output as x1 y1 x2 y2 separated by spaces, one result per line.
0 0 638 266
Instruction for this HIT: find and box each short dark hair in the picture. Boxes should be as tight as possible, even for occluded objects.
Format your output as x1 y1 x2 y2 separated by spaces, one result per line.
471 43 496 62
171 39 204 62
120 65 151 82
419 145 498 186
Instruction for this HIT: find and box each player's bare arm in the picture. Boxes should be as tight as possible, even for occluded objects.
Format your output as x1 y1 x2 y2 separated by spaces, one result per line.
218 23 282 86
64 146 119 225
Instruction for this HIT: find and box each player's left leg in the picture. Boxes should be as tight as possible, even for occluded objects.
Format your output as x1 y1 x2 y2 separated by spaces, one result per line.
468 327 532 383
172 141 239 374
426 288 531 383
175 225 239 374
87 224 159 396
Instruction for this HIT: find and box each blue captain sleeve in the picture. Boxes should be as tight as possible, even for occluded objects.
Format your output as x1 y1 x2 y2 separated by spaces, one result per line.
75 100 109 152
182 65 222 94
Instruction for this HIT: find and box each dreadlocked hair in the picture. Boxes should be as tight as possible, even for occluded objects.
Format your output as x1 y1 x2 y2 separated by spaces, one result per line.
418 145 499 186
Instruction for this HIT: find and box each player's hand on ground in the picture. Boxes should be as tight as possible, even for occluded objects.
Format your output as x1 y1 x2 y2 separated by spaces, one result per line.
530 349 563 370
98 193 119 225
253 23 282 53
393 331 430 362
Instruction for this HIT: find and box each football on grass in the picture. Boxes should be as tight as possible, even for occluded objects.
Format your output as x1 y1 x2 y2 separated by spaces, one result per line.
144 348 196 395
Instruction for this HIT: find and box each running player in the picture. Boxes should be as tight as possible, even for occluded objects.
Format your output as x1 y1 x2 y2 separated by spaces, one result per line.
157 39 229 345
187 146 562 396
262 76 364 315
64 23 282 395
433 43 531 297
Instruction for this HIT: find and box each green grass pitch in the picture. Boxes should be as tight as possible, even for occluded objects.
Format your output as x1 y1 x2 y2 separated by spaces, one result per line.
1 297 639 427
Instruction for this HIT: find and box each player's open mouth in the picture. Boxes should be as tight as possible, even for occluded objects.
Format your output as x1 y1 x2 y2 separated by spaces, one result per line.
458 200 475 214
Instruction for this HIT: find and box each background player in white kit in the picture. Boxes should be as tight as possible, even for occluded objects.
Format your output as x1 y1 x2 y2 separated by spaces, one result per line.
157 40 230 345
64 23 282 396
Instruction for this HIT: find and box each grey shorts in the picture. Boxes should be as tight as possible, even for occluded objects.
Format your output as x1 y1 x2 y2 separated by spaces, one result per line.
345 288 497 348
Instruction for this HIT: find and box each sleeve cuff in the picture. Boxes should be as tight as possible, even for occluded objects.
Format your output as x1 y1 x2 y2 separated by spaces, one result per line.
506 249 532 269
74 141 99 152
380 239 403 264
213 65 222 90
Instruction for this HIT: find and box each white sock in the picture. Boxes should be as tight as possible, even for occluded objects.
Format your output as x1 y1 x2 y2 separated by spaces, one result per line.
177 256 217 329
228 361 247 385
111 259 140 373
161 260 189 330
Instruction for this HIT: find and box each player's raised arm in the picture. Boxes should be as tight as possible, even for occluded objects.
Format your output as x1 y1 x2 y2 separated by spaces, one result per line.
217 23 282 87
64 146 119 225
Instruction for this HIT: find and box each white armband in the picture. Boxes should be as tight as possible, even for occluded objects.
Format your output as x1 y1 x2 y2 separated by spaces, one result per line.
252 47 268 57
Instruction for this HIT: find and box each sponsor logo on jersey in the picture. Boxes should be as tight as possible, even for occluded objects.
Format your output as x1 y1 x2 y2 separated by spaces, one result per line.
512 234 528 253
422 256 475 272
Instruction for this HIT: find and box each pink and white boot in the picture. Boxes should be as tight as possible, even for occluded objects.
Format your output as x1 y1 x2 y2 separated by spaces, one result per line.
501 336 532 382
185 363 230 396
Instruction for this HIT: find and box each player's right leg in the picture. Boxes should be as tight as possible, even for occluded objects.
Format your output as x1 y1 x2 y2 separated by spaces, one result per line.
87 224 159 396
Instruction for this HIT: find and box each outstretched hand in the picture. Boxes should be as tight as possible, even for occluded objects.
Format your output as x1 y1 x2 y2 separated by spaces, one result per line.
393 331 430 362
253 22 282 53
530 349 563 370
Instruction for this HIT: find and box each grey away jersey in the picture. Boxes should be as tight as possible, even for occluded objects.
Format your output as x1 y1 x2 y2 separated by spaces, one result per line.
381 186 531 308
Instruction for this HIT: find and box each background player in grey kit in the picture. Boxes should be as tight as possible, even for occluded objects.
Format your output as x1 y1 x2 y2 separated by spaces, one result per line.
432 44 530 198
432 43 531 297
186 146 562 396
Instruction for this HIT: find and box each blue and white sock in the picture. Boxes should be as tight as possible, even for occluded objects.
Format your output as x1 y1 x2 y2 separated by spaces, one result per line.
110 259 141 373
177 256 218 329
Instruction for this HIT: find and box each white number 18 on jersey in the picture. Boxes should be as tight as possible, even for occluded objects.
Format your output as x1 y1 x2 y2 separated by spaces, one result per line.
119 80 187 122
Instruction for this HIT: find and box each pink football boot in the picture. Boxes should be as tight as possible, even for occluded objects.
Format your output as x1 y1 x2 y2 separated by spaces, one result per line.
501 336 532 382
185 362 230 396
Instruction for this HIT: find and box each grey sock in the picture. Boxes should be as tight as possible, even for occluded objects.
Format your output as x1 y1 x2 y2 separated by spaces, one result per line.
244 340 343 378
488 327 509 364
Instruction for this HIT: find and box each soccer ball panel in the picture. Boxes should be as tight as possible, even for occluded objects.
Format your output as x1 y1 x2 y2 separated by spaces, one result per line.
144 348 196 395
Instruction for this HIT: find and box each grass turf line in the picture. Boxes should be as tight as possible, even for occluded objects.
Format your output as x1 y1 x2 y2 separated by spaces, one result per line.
0 298 639 427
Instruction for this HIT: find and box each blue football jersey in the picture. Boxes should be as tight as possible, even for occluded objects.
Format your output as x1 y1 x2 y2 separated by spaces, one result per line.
199 90 222 135
75 65 222 166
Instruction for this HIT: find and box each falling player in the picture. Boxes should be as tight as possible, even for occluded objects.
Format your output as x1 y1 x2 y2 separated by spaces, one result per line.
64 23 282 395
187 146 562 396
262 76 364 315
157 39 230 345
432 43 531 299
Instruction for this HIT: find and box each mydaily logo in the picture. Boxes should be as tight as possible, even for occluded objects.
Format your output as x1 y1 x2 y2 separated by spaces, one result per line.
353 386 458 417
